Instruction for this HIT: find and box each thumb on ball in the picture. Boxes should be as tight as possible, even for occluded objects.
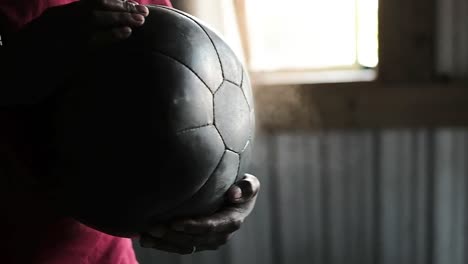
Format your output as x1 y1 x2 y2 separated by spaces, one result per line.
228 174 260 204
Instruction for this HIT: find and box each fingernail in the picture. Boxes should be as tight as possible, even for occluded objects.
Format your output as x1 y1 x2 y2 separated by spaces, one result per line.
232 186 242 200
117 27 132 39
132 13 145 22
149 226 167 238
136 5 149 16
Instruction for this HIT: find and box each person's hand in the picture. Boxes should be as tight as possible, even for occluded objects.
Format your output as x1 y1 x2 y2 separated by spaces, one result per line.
139 174 260 254
27 0 150 47
77 0 150 46
7 0 150 53
2 0 150 106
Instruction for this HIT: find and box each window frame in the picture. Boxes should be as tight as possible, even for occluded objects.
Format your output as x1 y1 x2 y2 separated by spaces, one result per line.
234 0 379 83
232 0 468 131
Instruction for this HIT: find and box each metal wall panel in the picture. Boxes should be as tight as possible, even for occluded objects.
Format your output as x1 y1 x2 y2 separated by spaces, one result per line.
134 129 468 264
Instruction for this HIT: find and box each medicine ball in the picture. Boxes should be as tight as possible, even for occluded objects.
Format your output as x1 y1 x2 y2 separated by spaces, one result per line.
46 5 255 237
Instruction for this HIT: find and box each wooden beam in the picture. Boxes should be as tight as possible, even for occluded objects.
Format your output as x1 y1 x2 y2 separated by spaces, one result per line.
232 0 251 67
253 82 468 132
378 0 437 82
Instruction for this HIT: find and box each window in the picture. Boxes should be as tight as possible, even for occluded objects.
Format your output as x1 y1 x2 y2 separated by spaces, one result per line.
238 0 379 80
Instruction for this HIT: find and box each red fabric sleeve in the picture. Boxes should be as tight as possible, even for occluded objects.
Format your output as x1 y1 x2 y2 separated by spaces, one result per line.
140 0 173 7
0 1 173 263
0 0 173 32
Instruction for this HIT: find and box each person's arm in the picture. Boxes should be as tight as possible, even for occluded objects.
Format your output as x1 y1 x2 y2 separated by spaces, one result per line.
140 174 261 254
0 12 71 108
0 0 149 108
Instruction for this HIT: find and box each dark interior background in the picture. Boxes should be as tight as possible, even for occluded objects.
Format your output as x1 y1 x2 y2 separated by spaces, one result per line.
133 0 468 263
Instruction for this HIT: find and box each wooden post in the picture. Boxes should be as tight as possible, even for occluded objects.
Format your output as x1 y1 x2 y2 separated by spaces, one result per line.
378 0 437 82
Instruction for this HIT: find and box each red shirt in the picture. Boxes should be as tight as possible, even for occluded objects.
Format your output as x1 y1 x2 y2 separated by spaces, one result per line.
0 0 172 263
0 0 173 32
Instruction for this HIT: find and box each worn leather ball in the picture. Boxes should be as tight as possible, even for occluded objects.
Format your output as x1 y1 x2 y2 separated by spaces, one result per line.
45 5 255 237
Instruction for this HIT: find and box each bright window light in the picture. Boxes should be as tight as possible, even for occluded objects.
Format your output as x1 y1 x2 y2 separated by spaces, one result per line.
244 0 379 72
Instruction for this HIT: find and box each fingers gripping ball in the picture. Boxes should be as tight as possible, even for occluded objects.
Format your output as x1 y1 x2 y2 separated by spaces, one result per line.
47 5 255 237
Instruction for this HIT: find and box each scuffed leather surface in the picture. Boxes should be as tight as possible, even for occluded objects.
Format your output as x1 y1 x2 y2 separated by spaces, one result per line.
44 5 255 236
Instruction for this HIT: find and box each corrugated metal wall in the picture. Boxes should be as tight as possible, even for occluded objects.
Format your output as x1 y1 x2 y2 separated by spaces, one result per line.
133 129 468 264
132 0 468 263
436 0 468 79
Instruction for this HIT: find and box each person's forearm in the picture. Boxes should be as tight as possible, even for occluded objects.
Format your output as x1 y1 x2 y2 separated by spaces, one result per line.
0 34 31 108
0 9 82 109
0 33 50 108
